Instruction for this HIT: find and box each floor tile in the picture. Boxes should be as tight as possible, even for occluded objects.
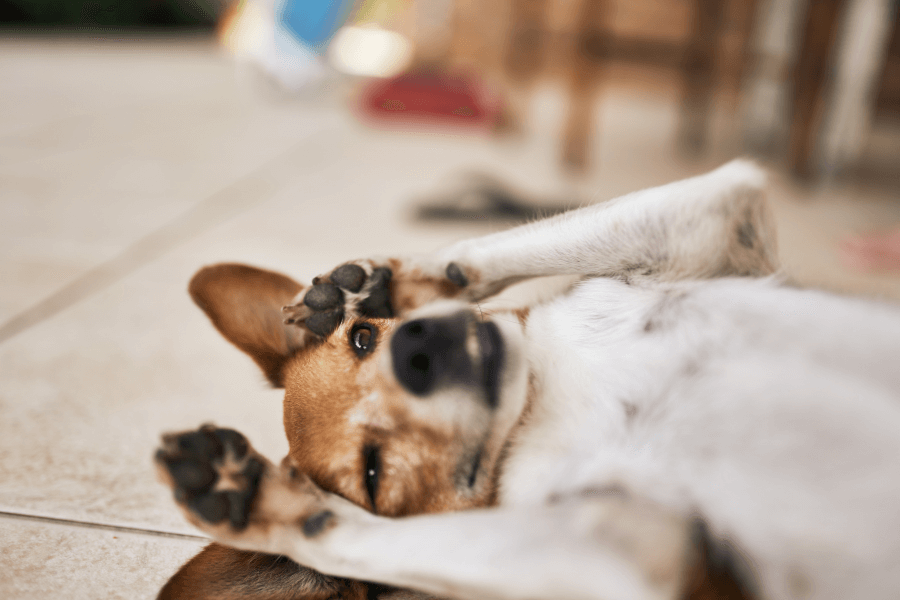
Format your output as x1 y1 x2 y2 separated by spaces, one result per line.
769 173 900 300
0 515 205 600
2 103 898 536
2 34 900 600
0 122 539 534
0 37 344 325
0 254 289 533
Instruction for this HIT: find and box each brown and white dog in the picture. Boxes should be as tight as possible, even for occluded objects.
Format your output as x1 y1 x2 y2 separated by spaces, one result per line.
156 161 900 600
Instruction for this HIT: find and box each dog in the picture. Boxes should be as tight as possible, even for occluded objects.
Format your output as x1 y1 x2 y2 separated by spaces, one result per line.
156 160 900 600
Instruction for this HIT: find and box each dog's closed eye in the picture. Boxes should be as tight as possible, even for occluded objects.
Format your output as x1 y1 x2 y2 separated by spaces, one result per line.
350 323 377 357
363 445 381 512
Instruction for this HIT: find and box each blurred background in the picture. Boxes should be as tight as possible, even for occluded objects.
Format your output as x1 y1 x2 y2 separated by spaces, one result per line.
1 1 899 598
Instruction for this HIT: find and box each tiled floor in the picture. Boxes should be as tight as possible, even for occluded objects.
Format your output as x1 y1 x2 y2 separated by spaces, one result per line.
1 35 899 599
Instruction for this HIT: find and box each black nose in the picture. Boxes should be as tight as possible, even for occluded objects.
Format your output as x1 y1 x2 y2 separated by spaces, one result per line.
391 313 472 396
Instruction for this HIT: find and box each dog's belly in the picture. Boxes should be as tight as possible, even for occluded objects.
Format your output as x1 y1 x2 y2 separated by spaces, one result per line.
501 276 900 600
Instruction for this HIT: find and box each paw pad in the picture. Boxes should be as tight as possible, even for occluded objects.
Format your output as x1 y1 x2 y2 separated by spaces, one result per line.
357 267 393 319
157 426 263 531
304 283 344 311
330 264 366 293
305 309 344 337
299 263 394 337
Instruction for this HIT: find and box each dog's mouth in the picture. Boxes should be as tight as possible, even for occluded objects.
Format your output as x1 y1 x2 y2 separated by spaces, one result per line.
475 320 504 408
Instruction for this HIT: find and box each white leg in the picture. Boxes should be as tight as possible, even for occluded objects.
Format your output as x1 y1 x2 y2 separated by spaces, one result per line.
288 495 694 600
157 429 696 600
434 160 777 299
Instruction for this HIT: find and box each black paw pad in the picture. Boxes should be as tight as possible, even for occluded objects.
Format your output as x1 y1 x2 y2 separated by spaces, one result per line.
331 264 366 293
177 429 223 462
369 266 392 287
358 267 393 318
306 309 344 337
159 426 265 531
445 263 468 288
304 283 344 311
169 458 217 491
189 492 229 524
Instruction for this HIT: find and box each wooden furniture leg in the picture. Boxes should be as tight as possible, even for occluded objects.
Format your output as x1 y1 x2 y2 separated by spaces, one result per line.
788 0 848 178
561 0 607 173
679 0 726 153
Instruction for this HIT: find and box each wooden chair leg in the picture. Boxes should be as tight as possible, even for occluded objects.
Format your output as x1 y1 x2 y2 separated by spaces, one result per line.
561 77 595 173
788 0 847 178
504 0 550 85
562 0 607 174
679 0 726 153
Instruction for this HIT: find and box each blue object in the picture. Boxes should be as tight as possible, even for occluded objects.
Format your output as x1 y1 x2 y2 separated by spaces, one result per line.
278 0 354 48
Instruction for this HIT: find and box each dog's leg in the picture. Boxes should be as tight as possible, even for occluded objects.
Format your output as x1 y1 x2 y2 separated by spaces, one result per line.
157 427 750 600
281 258 469 338
432 160 778 299
285 161 775 337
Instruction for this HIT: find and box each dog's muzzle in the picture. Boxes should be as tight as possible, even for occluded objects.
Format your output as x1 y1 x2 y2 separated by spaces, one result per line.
391 312 504 407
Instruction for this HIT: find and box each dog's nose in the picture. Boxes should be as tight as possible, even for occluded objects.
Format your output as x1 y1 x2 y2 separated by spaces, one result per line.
391 313 472 396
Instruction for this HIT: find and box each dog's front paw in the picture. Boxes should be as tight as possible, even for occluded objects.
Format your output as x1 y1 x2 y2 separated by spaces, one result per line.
156 425 265 531
157 425 370 562
284 259 469 338
283 261 394 337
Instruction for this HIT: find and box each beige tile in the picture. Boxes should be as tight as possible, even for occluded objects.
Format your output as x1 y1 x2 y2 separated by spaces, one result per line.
0 515 206 600
2 94 896 533
0 123 507 533
2 38 898 588
0 37 345 324
0 252 290 533
768 174 900 300
0 101 612 535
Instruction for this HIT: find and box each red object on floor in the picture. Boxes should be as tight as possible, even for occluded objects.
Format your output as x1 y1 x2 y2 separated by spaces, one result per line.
359 72 499 130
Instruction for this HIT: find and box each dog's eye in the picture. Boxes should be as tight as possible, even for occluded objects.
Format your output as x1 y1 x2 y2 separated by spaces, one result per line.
362 445 380 512
349 324 377 357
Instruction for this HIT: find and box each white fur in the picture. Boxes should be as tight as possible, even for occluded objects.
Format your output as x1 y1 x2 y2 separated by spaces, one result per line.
505 276 900 599
203 161 900 600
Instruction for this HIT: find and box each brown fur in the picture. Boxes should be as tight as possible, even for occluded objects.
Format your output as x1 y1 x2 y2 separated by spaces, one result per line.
280 317 487 516
158 543 367 600
189 264 306 387
386 259 465 313
166 260 750 600
164 263 490 600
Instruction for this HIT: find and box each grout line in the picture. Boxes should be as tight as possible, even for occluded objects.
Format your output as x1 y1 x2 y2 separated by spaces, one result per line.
0 127 337 345
0 510 208 541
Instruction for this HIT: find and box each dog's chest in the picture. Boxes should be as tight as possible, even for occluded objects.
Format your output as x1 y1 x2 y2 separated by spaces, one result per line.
499 277 703 506
498 276 900 511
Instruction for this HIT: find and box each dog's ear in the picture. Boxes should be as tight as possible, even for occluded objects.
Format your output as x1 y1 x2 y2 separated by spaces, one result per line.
189 263 309 388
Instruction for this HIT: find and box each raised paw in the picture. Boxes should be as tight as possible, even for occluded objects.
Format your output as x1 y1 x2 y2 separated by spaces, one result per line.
282 261 394 337
279 261 395 338
156 425 265 531
157 425 374 563
283 257 472 338
280 256 477 338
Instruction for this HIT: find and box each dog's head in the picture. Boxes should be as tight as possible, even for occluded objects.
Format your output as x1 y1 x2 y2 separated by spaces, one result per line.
189 264 529 517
